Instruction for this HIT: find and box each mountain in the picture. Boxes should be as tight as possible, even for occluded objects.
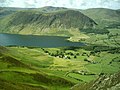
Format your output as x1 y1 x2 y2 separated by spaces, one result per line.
0 7 16 17
71 72 120 90
81 8 120 28
1 7 120 35
0 7 97 34
0 6 66 17
0 7 32 17
35 6 67 12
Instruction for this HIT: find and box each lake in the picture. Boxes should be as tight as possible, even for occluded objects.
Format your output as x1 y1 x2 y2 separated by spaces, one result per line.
0 33 85 48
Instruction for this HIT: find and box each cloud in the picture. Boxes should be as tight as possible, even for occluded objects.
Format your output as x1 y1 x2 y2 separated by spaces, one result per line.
0 0 120 9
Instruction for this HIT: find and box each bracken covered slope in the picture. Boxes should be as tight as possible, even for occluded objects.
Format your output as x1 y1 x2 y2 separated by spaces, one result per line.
71 72 120 90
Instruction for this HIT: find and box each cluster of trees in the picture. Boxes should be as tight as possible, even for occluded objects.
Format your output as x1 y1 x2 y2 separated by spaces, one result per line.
41 48 82 59
105 23 120 29
41 48 101 63
108 33 119 39
109 56 120 65
80 28 109 34
80 45 120 54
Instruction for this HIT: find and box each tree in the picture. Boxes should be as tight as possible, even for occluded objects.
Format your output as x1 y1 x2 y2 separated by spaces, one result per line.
67 56 71 59
74 55 77 58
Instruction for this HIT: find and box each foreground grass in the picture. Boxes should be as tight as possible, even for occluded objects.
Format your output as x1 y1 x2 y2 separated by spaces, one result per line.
0 47 75 90
3 46 120 81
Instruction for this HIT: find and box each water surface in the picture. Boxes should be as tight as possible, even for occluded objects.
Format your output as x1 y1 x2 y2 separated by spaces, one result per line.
0 33 85 48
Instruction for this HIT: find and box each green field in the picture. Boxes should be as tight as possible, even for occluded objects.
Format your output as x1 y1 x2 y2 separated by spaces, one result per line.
0 28 120 89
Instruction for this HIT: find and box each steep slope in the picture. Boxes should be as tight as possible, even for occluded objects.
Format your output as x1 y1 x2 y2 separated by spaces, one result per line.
71 72 120 90
0 46 74 90
0 7 97 34
81 8 120 29
0 78 46 90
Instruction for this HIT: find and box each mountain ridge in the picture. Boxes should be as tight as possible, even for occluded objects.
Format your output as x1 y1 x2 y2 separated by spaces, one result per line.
0 6 120 34
0 7 97 34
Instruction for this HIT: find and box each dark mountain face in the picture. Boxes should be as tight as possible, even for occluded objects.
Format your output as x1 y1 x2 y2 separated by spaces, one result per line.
10 10 97 28
0 7 97 34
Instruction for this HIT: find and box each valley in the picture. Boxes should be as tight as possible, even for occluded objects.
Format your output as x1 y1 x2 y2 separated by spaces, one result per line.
0 6 120 90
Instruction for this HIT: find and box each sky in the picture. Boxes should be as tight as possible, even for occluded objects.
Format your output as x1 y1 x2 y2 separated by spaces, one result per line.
0 0 120 9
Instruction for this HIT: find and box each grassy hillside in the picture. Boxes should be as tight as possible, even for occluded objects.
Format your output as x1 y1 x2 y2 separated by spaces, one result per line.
0 46 75 90
0 7 31 17
71 71 120 90
81 8 120 29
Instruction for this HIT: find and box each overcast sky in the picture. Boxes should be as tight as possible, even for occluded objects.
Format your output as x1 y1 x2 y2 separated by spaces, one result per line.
0 0 120 9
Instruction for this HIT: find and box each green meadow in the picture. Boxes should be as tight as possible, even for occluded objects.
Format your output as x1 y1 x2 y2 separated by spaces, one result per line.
0 28 120 89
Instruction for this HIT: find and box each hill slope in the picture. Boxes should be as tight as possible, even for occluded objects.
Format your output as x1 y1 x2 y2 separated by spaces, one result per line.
0 46 74 90
81 8 120 28
0 7 31 17
72 72 120 90
0 7 97 34
34 6 67 13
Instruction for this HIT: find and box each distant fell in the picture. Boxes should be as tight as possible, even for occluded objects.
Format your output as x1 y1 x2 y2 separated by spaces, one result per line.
81 8 120 28
0 7 97 34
